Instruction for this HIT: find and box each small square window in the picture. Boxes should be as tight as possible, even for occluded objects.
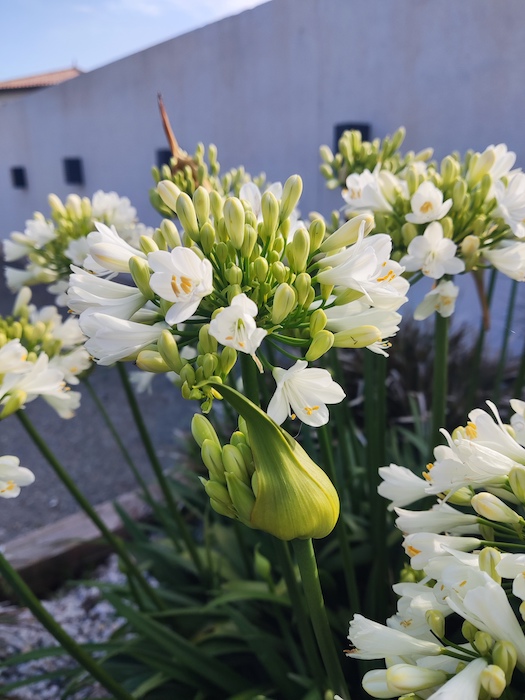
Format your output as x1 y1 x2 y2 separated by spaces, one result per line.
334 123 371 152
156 149 172 170
11 166 27 189
63 158 84 185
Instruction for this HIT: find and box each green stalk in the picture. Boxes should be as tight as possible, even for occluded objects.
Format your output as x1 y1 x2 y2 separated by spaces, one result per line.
292 538 350 699
116 363 204 578
431 313 449 451
0 551 134 700
364 351 387 620
16 410 165 612
493 279 518 406
513 341 525 399
466 268 497 411
319 425 360 617
83 375 184 551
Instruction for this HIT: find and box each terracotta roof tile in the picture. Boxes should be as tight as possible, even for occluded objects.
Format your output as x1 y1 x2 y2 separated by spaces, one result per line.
0 68 83 91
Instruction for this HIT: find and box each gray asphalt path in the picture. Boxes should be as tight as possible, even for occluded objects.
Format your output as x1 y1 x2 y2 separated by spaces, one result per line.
0 265 192 543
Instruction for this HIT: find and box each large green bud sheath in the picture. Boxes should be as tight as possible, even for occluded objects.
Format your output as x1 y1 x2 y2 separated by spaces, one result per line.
206 382 340 540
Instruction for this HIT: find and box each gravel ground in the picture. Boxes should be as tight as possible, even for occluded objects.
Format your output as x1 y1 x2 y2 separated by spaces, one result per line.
0 268 193 544
0 555 125 699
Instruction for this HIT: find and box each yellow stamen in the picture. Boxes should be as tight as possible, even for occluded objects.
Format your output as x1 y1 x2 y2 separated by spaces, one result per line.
420 201 433 213
377 270 396 283
291 413 297 420
171 275 180 295
304 406 320 416
180 276 193 294
465 422 477 439
459 580 467 587
0 481 16 493
406 545 421 557
400 619 412 628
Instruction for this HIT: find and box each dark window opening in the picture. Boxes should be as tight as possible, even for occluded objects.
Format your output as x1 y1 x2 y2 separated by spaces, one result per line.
156 149 172 170
11 167 27 189
334 123 371 152
63 158 84 185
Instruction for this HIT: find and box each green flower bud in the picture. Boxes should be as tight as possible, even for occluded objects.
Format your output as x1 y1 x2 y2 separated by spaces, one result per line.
180 363 196 387
294 272 312 307
308 218 326 253
139 235 158 255
469 149 496 185
129 256 155 300
261 191 280 241
152 228 168 251
160 219 181 248
201 477 234 509
223 444 250 485
480 664 506 698
320 283 333 301
202 353 218 379
334 288 364 306
136 350 170 373
332 326 381 348
319 145 334 163
241 224 257 259
219 346 237 375
181 381 192 400
201 439 226 483
402 222 418 247
492 640 518 684
226 264 243 285
441 216 454 239
193 186 210 226
461 620 478 644
254 257 269 282
305 330 334 361
461 234 480 259
478 546 502 583
441 155 460 185
508 467 525 503
425 610 445 639
405 165 420 197
224 197 245 249
385 665 447 695
272 283 297 324
474 631 493 656
176 193 200 241
254 545 273 583
280 175 303 222
445 486 473 506
271 261 288 284
198 324 218 354
0 390 27 419
320 213 374 253
209 190 223 221
199 222 216 255
225 472 256 524
452 179 468 210
215 241 229 264
205 382 340 540
479 523 495 542
48 193 67 217
309 309 327 336
157 330 187 373
226 284 243 303
286 228 310 272
471 492 521 524
157 180 181 212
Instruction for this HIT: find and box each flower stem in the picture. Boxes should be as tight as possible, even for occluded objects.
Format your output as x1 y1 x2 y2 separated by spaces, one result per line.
467 268 497 411
292 538 350 699
16 410 165 611
0 551 134 700
493 279 518 406
116 363 205 578
431 313 449 451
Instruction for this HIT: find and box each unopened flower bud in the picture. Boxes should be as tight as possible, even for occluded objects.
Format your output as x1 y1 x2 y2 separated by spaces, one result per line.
402 222 418 247
321 214 374 253
201 477 234 510
492 640 518 684
48 193 67 217
226 264 243 285
225 472 256 523
478 546 502 583
293 272 312 307
202 353 218 378
226 284 243 303
333 326 381 348
129 256 154 300
241 224 257 259
0 390 27 419
480 665 506 698
469 149 496 185
461 234 480 259
441 154 460 185
209 190 223 221
286 228 310 272
309 309 327 337
261 191 280 240
157 330 187 373
319 145 334 163
308 218 326 253
508 467 525 503
305 330 335 361
445 486 473 506
425 610 445 639
179 363 196 387
176 193 200 241
198 324 218 354
254 545 272 583
452 179 468 209
253 257 269 282
224 198 245 249
201 439 225 483
157 180 181 212
271 261 287 283
66 193 82 217
405 165 420 197
385 664 447 695
136 350 170 373
474 631 493 655
219 346 237 375
280 175 303 222
471 492 521 524
272 283 297 324
440 216 453 239
198 222 216 255
139 235 158 255
181 381 192 399
193 186 210 226
462 620 478 643
160 219 181 248
215 241 229 264
223 444 250 485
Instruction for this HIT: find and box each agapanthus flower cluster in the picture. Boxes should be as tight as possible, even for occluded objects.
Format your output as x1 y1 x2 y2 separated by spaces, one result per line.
67 174 408 427
4 190 153 304
346 398 525 698
321 128 525 321
0 288 90 420
0 455 35 499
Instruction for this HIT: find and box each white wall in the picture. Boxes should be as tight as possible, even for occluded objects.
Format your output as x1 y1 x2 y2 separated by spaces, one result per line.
2 0 525 236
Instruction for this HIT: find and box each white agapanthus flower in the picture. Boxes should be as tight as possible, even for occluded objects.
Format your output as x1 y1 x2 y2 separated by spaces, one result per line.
377 464 428 510
483 240 525 281
400 222 465 279
346 614 442 660
342 168 394 213
208 293 267 362
266 360 345 427
394 502 479 535
405 181 452 225
403 532 481 570
413 279 460 320
68 265 147 320
83 222 147 274
3 218 56 262
493 171 525 238
0 339 30 374
424 657 488 700
0 455 35 499
510 398 525 446
324 301 403 356
148 247 214 326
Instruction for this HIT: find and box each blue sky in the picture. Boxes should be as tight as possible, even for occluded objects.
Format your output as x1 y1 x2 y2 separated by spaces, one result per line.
0 0 269 82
